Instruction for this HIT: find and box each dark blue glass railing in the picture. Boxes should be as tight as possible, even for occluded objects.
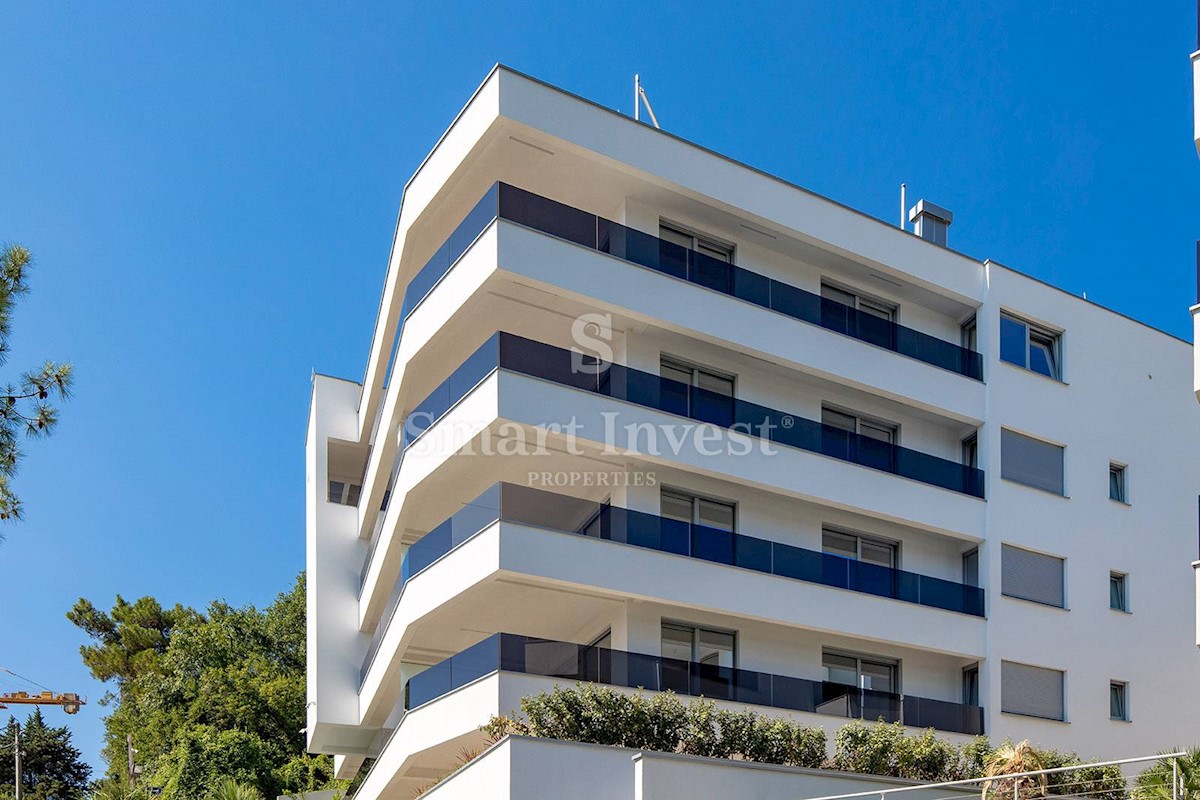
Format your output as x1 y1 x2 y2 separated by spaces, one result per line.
400 184 500 321
395 483 984 616
362 481 982 687
397 182 983 380
403 633 984 736
400 333 984 497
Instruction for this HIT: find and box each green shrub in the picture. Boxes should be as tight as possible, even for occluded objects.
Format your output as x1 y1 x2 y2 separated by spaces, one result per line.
896 728 959 781
679 699 720 758
959 736 994 779
833 720 904 777
484 684 1123 794
485 684 823 767
1137 750 1200 800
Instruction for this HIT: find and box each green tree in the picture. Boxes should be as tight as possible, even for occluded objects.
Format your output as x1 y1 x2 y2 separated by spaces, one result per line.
69 575 342 800
1137 750 1200 800
0 244 73 528
982 740 1049 800
0 708 91 800
206 778 261 800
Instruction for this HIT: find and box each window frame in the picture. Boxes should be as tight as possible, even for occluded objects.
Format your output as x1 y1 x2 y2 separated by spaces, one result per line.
961 433 979 469
661 620 738 668
1001 543 1067 609
821 404 900 445
1000 311 1064 381
660 355 736 395
1001 660 1066 722
659 220 735 263
1000 427 1066 497
327 479 362 506
820 279 899 323
821 525 900 569
660 486 737 532
960 314 978 352
962 547 980 588
1110 571 1130 613
821 647 901 693
1109 462 1129 504
1110 681 1129 721
962 663 981 706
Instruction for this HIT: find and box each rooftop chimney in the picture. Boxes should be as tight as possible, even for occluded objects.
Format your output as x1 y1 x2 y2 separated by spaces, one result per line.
908 200 953 247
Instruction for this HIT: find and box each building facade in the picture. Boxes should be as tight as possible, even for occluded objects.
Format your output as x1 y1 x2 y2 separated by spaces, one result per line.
307 67 1200 798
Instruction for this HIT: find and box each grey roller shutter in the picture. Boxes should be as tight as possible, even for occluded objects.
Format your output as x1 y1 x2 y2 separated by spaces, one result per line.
1001 429 1065 495
1002 544 1065 607
1002 661 1065 720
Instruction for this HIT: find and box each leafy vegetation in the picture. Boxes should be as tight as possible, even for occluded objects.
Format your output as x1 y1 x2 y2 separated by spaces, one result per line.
484 683 826 768
1136 750 1200 800
68 574 343 800
481 684 1130 799
0 708 91 799
0 244 73 529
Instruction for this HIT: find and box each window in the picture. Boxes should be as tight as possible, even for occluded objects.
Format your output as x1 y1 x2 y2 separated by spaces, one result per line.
961 315 978 351
659 222 733 263
1002 544 1065 608
1001 429 1065 495
660 356 735 425
962 548 980 588
661 488 735 532
822 650 898 693
822 407 898 444
823 406 899 471
1000 312 1062 380
661 622 736 698
1110 681 1129 721
1110 572 1129 612
821 282 897 322
1002 661 1065 720
963 664 981 706
821 282 898 349
589 629 612 650
961 434 979 469
327 480 362 506
822 527 897 568
1110 463 1128 503
661 622 735 665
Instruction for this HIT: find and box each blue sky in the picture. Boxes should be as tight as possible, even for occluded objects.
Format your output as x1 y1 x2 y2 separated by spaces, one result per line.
0 0 1196 773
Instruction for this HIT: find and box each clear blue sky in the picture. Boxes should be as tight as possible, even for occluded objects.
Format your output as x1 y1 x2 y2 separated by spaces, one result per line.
0 0 1196 773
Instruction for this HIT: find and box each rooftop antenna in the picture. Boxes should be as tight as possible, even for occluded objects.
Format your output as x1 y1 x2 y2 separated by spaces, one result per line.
899 183 907 230
634 74 660 129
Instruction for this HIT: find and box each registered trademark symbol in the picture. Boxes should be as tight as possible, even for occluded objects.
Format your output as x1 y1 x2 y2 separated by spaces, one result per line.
782 415 794 429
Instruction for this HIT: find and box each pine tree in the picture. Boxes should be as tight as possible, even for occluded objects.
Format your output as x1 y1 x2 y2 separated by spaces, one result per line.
0 244 72 530
0 708 91 800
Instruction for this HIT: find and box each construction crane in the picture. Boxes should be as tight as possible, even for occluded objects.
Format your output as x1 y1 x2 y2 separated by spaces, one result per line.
0 690 85 714
1 691 87 800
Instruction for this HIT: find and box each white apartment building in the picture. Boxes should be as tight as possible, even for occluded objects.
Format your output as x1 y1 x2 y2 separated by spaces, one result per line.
307 66 1200 799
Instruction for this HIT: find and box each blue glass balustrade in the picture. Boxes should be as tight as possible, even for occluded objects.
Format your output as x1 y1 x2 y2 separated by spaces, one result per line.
400 333 985 497
397 182 983 380
361 480 983 687
403 633 985 736
396 483 985 617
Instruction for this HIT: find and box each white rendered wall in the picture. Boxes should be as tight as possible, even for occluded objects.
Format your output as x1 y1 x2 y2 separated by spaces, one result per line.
982 264 1200 754
306 375 373 754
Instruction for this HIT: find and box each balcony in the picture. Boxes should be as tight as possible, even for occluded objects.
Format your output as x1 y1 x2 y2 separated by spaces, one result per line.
404 633 985 736
414 483 981 615
360 480 982 686
399 182 983 380
401 333 984 497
